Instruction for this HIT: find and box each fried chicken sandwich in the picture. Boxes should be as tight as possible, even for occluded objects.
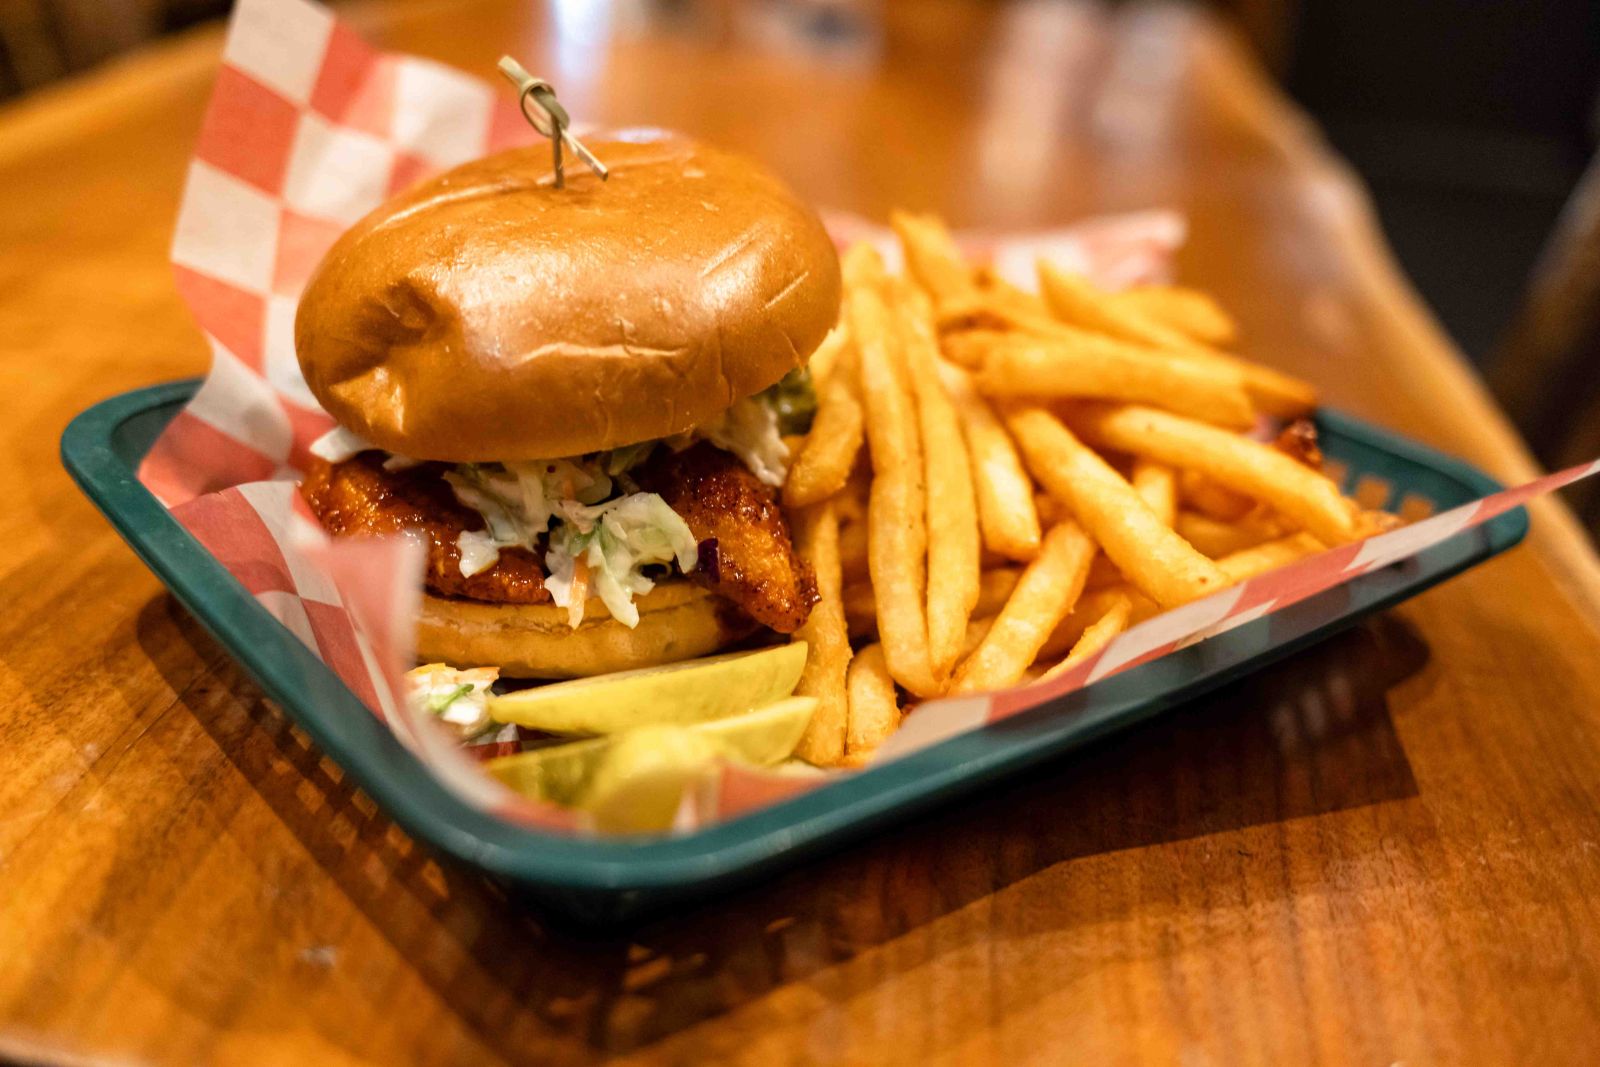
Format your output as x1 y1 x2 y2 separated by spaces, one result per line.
295 133 838 678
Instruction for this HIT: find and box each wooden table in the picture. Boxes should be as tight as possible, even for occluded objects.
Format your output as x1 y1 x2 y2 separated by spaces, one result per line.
6 1 1600 1063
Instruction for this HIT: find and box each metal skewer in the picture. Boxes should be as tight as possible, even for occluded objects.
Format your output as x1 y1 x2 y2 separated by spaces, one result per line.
496 57 609 188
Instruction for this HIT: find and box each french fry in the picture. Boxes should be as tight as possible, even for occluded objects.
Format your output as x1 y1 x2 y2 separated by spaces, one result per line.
1132 459 1178 527
980 547 1013 571
1005 406 1230 608
1038 261 1204 352
1042 585 1157 656
846 643 900 759
959 614 997 658
843 581 875 639
1216 532 1325 583
789 502 851 766
845 566 1020 641
938 295 1072 343
835 461 871 522
1034 491 1065 529
1174 509 1279 558
940 328 1023 369
1109 285 1237 347
1069 403 1362 545
773 212 1380 758
891 210 976 309
1037 261 1316 418
937 361 1042 561
973 332 1255 429
1213 354 1318 421
1178 468 1254 521
893 277 981 675
837 460 869 525
973 269 1049 316
1036 592 1133 683
974 567 1023 618
1083 554 1125 590
950 520 1096 694
806 325 850 389
784 338 865 508
846 243 941 697
838 516 869 582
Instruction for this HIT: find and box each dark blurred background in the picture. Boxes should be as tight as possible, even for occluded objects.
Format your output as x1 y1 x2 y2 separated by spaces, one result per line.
4 0 1599 495
1266 0 1599 364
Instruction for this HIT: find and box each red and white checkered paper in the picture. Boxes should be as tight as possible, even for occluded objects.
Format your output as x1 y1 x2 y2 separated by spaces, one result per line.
144 0 1599 834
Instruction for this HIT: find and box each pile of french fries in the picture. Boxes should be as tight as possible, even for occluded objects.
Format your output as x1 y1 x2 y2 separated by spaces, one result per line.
784 212 1394 767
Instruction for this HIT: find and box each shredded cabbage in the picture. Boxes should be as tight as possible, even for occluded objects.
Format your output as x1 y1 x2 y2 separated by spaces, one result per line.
545 493 698 627
443 449 693 627
427 391 799 627
456 529 503 578
444 457 621 578
404 663 499 738
696 393 790 487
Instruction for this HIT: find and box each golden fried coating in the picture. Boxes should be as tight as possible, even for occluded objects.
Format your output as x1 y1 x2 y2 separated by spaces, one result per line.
300 453 552 604
302 444 816 633
634 442 817 633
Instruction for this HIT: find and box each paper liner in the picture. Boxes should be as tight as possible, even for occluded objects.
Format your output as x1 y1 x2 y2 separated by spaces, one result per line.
138 0 1600 834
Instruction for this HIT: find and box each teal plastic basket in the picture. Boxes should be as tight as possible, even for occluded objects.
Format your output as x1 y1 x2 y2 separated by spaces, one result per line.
62 381 1527 925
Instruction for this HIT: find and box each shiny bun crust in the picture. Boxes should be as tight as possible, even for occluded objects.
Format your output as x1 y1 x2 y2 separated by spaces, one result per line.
415 582 756 679
296 134 841 461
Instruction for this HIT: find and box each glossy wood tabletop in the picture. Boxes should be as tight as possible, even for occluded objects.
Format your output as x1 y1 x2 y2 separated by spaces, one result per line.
5 1 1600 1064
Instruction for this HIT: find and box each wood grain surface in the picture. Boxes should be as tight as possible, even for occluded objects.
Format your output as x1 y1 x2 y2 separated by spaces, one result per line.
5 1 1600 1064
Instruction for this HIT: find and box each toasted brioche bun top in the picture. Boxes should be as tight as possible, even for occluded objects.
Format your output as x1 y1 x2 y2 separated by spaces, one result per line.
294 132 840 461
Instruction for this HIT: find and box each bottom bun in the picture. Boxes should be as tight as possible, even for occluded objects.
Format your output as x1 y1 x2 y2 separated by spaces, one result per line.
416 581 755 679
